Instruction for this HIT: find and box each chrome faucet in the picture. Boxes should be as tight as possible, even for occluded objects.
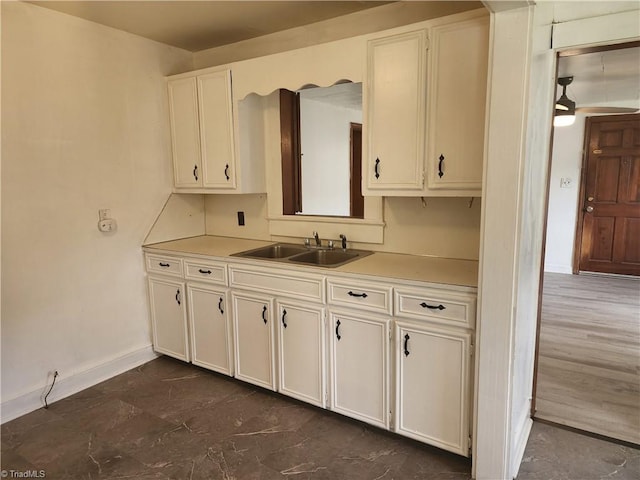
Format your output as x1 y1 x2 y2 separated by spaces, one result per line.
313 231 321 247
339 234 347 250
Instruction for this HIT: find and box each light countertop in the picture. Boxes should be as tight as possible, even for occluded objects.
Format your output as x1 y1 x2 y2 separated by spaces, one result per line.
144 236 478 288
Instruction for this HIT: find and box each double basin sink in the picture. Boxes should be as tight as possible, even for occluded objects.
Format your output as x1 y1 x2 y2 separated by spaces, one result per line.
232 243 373 268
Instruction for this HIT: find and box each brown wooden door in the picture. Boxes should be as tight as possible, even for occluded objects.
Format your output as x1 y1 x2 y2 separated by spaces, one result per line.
576 114 640 276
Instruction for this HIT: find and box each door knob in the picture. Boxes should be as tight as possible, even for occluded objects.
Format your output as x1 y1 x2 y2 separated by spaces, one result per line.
585 205 594 213
587 196 594 201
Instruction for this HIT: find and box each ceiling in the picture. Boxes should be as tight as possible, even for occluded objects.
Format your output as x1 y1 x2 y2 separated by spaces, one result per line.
557 46 640 109
29 1 392 52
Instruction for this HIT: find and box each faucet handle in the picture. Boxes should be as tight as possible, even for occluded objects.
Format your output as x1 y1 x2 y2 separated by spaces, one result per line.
328 240 334 249
304 238 310 247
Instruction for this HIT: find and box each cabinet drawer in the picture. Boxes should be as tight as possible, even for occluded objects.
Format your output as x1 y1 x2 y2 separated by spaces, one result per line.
184 259 227 285
394 287 476 329
327 278 392 315
145 254 183 278
229 265 325 302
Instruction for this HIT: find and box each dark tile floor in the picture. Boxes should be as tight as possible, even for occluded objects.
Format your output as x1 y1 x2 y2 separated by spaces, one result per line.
1 356 638 479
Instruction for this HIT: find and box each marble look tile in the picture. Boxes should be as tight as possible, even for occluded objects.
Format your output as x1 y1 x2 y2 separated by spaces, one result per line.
517 422 640 480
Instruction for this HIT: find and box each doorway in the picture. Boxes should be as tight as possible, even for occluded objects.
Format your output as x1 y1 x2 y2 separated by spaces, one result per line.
533 44 640 445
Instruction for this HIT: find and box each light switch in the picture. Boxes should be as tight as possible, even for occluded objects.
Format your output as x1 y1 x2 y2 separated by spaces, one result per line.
560 178 572 188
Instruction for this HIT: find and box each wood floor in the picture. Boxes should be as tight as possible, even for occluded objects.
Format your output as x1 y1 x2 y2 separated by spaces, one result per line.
535 272 640 445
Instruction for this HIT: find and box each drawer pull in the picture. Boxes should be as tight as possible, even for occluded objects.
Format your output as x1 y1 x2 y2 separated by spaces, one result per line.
438 154 445 178
262 305 268 324
420 302 445 311
282 309 287 328
224 164 230 181
374 158 380 179
335 320 341 341
193 164 198 181
404 334 410 357
175 289 181 306
347 291 368 299
218 297 224 314
198 269 212 275
159 262 170 267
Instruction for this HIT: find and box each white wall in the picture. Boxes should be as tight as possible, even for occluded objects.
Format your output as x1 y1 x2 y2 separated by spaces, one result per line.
544 115 586 273
1 2 192 420
299 98 362 216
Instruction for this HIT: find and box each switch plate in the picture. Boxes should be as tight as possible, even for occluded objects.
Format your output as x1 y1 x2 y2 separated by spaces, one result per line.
237 211 245 226
560 177 572 188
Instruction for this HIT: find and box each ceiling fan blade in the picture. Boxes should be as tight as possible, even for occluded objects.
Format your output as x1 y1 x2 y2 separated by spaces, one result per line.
576 106 639 114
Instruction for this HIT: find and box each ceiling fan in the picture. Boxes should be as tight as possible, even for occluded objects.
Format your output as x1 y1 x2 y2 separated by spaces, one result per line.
554 75 639 127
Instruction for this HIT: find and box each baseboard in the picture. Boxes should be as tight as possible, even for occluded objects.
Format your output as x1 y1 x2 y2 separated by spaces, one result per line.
1 344 158 424
543 263 573 274
510 416 533 479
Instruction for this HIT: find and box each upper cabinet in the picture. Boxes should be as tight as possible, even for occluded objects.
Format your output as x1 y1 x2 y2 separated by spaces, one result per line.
426 17 489 195
365 30 428 194
167 68 265 193
363 16 489 197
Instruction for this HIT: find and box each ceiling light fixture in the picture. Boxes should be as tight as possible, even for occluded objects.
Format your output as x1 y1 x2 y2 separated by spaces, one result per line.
554 76 576 127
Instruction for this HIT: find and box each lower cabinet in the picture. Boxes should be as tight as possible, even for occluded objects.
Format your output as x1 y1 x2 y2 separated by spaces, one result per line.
231 291 276 390
276 300 326 407
148 276 189 361
187 284 233 376
395 320 472 456
329 310 390 429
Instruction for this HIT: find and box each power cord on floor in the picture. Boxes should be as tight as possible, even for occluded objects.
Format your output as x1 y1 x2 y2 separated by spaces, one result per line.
44 370 59 409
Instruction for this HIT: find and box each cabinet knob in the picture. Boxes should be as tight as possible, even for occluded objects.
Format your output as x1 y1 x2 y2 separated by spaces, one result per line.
585 205 594 213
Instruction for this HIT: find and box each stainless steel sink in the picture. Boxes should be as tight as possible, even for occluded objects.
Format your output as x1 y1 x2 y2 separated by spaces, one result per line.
232 243 372 268
232 244 307 259
288 249 360 267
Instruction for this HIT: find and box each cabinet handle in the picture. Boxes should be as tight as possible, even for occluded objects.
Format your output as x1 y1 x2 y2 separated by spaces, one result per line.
404 334 410 357
335 320 341 341
224 164 230 181
218 297 224 314
159 262 170 268
193 164 198 181
420 302 445 311
347 291 368 299
175 289 181 306
438 154 444 178
198 269 212 275
262 305 267 324
374 158 380 179
282 309 287 328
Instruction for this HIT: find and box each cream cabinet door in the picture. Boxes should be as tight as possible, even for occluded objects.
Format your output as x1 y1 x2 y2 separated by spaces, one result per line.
197 70 236 189
277 300 325 407
148 276 189 361
365 30 428 195
426 17 489 195
187 284 233 376
329 310 389 429
232 291 276 390
395 320 471 456
167 77 202 188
